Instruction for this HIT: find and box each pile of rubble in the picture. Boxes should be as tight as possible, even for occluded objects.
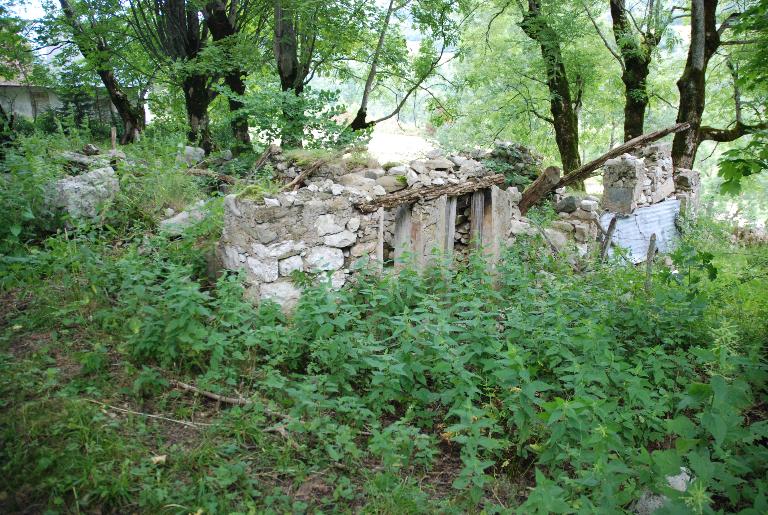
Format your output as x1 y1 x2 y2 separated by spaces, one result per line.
49 144 123 222
485 141 543 186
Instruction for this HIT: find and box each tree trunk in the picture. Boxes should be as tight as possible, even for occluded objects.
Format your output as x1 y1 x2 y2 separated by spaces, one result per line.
183 74 212 153
349 0 395 131
610 0 654 141
520 0 582 182
205 1 251 154
672 0 719 169
274 0 304 147
97 68 145 144
59 0 144 144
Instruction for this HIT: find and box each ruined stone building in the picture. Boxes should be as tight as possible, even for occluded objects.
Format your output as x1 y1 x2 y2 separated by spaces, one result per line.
216 143 701 308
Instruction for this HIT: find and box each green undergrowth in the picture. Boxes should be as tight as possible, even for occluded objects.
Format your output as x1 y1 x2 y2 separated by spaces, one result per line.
1 212 766 513
1 133 767 514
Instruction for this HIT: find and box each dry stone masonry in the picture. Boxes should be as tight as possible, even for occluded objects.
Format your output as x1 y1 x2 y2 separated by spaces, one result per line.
218 147 525 309
602 143 678 214
216 141 702 308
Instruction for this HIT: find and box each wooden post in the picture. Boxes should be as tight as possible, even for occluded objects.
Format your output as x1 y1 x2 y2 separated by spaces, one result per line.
393 205 412 267
411 206 423 269
645 233 657 292
600 215 618 262
470 191 485 250
376 207 384 268
110 126 117 151
444 196 457 255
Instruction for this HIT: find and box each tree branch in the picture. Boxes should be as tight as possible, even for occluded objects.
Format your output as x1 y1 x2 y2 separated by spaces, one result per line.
699 121 767 142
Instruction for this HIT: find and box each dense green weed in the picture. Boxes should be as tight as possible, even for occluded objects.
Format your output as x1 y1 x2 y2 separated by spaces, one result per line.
1 135 766 512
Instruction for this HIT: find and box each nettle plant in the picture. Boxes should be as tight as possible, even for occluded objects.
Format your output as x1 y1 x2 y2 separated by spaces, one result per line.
203 239 765 510
9 206 763 511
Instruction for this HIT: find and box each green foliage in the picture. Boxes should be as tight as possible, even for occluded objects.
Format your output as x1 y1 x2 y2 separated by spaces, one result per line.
2 210 767 511
237 85 366 149
718 130 768 194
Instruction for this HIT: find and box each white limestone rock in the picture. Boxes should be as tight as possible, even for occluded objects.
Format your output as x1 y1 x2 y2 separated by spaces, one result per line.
633 468 692 515
48 166 120 220
246 256 278 283
278 255 303 276
363 168 386 179
346 217 361 232
306 246 344 271
159 200 207 235
509 219 536 236
424 157 454 170
251 240 305 259
376 175 407 193
405 169 419 187
263 197 280 207
544 228 569 250
331 183 345 195
316 214 344 236
372 185 387 196
324 230 357 248
260 281 302 311
178 145 205 166
330 270 346 289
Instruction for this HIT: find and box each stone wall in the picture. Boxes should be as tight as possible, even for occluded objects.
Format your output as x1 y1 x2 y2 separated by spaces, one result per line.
507 143 702 259
218 148 525 309
602 143 676 214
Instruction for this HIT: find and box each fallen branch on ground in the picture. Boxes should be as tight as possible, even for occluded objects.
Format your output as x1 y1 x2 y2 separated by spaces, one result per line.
168 378 372 436
169 378 292 422
84 398 210 429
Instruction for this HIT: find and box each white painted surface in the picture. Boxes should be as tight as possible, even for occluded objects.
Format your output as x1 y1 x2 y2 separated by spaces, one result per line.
600 199 681 263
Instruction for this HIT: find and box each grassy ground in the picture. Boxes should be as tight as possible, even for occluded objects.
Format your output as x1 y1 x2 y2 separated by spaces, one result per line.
1 132 767 514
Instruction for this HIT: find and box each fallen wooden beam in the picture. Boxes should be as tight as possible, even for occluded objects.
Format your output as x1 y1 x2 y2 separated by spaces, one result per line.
518 166 561 215
558 122 690 188
354 174 506 213
518 122 690 214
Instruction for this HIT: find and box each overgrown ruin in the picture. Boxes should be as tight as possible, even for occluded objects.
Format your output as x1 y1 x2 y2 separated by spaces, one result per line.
217 148 526 309
216 142 700 308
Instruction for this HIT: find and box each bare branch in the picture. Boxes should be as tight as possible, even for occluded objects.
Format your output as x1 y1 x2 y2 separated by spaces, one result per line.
584 3 624 70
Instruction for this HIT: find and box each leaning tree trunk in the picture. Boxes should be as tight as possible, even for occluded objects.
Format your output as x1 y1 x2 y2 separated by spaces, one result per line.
59 0 143 144
97 68 145 144
610 0 654 142
672 0 719 169
205 1 251 154
183 74 213 154
349 0 396 131
520 0 582 182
